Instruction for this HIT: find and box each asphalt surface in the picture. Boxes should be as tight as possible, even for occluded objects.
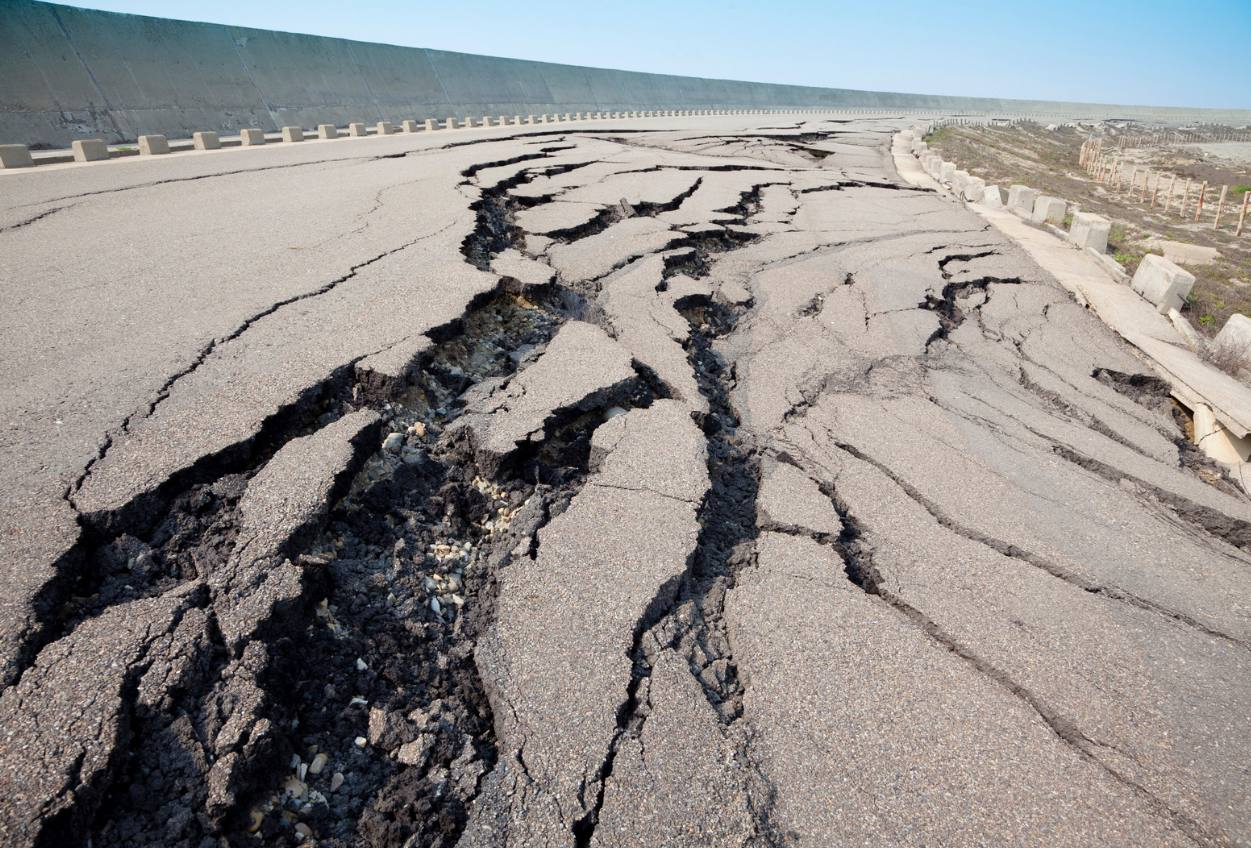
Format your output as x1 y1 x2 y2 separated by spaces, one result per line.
0 115 1248 847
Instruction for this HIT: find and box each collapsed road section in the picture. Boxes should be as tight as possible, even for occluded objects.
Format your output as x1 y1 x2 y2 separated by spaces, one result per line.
1 116 1249 847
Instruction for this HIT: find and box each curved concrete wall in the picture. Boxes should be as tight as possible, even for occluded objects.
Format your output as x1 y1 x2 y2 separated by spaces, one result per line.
3 0 1250 148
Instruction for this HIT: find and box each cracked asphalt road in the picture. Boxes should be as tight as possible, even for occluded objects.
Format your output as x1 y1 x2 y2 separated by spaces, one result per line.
1 115 1248 847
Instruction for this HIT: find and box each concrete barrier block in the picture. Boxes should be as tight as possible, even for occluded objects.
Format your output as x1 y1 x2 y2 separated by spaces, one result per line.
1215 314 1251 359
940 161 956 183
402 120 419 132
317 124 338 140
1210 315 1251 357
444 118 456 130
962 177 985 203
281 126 304 142
1068 211 1110 253
1007 185 1040 216
138 134 169 155
952 170 969 191
1031 195 1066 226
563 113 572 121
240 128 266 146
1131 254 1195 313
0 144 34 168
540 114 550 123
424 119 435 131
981 184 1004 207
347 123 367 137
72 139 109 161
461 118 474 128
192 131 220 150
376 122 394 135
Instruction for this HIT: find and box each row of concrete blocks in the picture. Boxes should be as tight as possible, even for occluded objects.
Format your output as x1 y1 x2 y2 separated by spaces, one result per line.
0 108 821 168
1001 187 1198 313
907 131 1199 315
902 131 1248 468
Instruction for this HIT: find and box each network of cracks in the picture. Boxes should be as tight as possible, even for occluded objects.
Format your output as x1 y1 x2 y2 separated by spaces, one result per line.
7 122 1250 848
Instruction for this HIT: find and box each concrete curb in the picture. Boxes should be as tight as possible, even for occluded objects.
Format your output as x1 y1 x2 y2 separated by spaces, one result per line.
0 108 910 172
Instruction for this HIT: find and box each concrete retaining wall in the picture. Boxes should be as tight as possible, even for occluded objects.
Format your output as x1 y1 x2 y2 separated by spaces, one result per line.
5 0 1251 148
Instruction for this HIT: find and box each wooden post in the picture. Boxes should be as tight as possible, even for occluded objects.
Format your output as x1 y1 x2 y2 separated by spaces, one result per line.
1151 174 1160 207
1140 171 1149 203
1237 191 1249 237
1181 179 1192 217
1164 174 1176 211
1214 185 1228 229
1194 181 1207 223
1128 167 1138 196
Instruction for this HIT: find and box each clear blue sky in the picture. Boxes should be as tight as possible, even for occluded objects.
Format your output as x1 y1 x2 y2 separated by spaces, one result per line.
57 0 1251 109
